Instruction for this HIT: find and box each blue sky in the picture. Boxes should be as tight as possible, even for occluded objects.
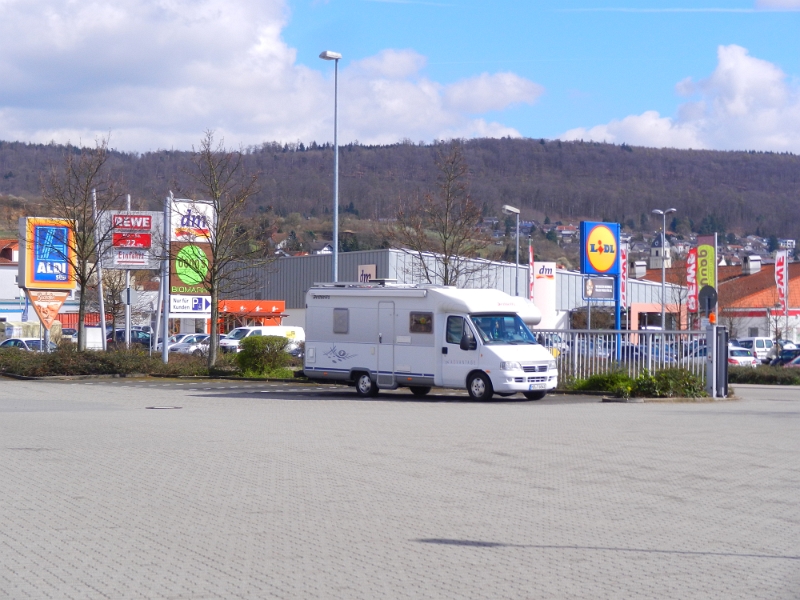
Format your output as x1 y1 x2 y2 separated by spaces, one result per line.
0 0 798 151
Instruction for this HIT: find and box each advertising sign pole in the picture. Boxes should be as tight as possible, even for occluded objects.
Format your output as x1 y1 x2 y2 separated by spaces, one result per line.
125 194 132 348
92 189 107 351
161 194 171 364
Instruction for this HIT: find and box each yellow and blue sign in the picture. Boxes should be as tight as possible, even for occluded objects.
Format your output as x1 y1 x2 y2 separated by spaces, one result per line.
580 221 621 276
19 217 76 290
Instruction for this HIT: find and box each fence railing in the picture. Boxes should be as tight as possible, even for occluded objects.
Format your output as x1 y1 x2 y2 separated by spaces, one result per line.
533 329 708 383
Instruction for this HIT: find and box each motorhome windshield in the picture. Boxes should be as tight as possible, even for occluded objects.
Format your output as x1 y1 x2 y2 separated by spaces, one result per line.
227 328 250 340
470 314 537 345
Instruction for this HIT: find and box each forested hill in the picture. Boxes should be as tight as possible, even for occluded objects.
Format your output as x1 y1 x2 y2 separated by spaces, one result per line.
1 137 799 238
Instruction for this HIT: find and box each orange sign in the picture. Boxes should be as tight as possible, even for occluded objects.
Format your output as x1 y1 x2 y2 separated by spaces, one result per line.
584 224 618 273
26 289 70 330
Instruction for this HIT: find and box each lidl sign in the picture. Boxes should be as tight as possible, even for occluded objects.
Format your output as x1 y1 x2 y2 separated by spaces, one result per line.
580 221 621 276
18 217 77 290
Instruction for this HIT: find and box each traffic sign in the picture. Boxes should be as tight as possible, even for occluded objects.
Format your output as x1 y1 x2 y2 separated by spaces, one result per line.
170 295 211 315
698 285 718 317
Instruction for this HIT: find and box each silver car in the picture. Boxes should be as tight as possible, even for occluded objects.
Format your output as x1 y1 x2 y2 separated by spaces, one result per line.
169 334 211 356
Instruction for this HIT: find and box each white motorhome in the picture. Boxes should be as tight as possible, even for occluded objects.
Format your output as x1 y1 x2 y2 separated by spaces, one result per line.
303 283 557 400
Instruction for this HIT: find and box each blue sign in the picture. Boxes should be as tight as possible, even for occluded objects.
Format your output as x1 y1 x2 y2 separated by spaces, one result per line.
33 225 70 283
192 297 211 311
580 221 621 276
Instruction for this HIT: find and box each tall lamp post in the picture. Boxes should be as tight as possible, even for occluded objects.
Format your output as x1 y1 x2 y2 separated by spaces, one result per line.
502 204 520 296
651 208 676 330
319 50 342 282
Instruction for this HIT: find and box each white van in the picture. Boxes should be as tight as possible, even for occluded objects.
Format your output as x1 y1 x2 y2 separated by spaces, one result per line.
303 283 557 400
736 337 775 363
219 325 305 353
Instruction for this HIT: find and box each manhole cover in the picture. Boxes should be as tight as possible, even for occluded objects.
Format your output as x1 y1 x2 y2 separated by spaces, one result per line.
145 406 183 410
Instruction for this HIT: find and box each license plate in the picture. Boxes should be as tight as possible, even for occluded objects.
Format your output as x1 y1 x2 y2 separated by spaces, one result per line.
529 383 546 390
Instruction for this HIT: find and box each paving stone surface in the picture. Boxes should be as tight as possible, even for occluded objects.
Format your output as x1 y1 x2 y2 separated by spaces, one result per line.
1 379 798 599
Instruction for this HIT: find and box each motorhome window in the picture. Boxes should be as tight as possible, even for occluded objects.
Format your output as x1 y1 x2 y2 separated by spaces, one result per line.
410 312 433 333
446 317 464 344
470 314 537 345
228 328 249 340
333 308 349 334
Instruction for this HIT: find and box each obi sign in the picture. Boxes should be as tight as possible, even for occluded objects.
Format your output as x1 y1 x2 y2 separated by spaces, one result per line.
580 221 620 276
18 217 76 290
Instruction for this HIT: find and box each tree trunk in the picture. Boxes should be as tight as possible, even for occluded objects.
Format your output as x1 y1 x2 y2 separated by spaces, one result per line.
208 286 219 369
77 285 87 352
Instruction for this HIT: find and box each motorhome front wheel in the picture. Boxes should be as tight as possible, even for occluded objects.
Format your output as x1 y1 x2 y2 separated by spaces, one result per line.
467 373 493 401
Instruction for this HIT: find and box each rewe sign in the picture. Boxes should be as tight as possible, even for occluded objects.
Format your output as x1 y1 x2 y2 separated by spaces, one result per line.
112 214 152 230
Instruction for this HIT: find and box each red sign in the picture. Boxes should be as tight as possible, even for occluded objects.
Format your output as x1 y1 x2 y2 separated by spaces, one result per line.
620 245 628 308
112 232 152 248
775 250 788 313
528 242 534 300
687 248 698 313
112 214 152 230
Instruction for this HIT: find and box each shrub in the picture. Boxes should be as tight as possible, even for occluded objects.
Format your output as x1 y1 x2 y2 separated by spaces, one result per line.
237 335 290 376
0 346 208 377
572 367 706 398
728 365 800 385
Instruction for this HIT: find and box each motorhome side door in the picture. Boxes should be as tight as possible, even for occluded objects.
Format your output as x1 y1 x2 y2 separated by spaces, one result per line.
377 302 395 387
440 315 479 387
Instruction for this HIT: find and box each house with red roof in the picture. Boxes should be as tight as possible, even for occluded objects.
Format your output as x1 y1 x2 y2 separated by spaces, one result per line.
641 258 800 341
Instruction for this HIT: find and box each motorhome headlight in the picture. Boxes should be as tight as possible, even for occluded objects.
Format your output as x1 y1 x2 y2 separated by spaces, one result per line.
548 360 557 370
500 361 522 371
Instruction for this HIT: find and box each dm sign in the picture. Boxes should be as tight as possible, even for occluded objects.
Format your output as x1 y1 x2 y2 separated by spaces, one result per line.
580 221 620 276
18 217 76 290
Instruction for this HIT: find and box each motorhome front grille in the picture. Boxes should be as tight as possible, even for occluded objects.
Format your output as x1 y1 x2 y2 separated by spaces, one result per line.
514 376 548 383
523 365 548 373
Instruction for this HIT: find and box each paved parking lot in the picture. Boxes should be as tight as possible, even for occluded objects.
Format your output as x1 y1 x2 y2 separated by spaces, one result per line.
1 378 798 599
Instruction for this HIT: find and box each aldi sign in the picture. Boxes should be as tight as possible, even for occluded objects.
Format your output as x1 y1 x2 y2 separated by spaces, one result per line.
18 217 76 290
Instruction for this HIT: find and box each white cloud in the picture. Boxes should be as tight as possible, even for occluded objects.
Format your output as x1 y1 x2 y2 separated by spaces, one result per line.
0 0 540 151
561 44 800 152
444 72 544 113
756 0 800 8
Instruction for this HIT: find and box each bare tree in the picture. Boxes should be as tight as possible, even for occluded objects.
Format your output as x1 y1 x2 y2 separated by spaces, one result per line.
386 142 491 286
177 131 272 367
40 138 121 350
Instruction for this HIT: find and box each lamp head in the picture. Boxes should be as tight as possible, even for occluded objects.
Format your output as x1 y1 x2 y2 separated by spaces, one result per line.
651 209 664 216
666 208 677 215
319 50 342 60
501 204 520 215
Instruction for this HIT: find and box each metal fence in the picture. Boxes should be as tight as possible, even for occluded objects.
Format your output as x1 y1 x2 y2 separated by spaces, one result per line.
533 329 708 383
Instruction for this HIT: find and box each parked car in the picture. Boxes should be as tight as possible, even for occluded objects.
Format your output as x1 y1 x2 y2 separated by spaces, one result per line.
107 329 152 348
728 347 758 368
0 337 58 352
770 348 800 366
155 333 193 351
784 355 800 369
219 326 305 354
736 337 776 364
169 334 210 356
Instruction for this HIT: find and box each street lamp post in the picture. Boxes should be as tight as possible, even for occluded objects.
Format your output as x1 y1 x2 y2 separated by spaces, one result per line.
319 50 342 282
502 204 521 296
651 208 676 330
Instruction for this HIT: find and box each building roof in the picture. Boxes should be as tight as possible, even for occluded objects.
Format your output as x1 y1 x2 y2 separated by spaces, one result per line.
642 262 800 309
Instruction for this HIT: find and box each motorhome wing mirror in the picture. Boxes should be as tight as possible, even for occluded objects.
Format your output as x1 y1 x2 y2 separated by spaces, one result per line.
460 329 477 351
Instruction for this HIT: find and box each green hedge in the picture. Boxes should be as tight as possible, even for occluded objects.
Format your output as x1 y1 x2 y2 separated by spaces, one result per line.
573 368 706 398
236 335 291 377
728 365 800 385
0 346 208 377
